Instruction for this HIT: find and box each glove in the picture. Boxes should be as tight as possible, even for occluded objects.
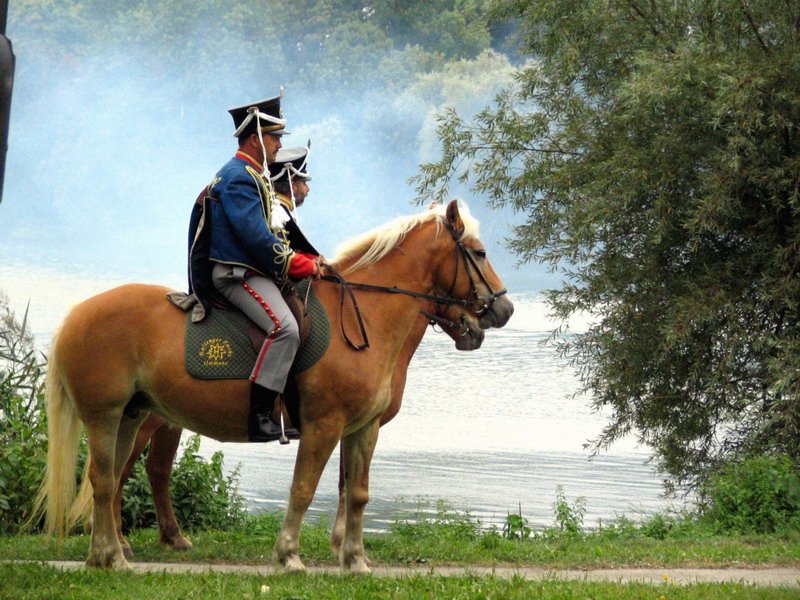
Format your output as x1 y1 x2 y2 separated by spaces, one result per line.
287 252 319 279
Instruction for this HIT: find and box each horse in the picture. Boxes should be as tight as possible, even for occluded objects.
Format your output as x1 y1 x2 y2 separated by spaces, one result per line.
35 199 514 573
94 297 473 559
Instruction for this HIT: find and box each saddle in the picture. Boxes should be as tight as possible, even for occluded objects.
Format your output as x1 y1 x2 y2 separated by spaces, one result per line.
167 280 330 430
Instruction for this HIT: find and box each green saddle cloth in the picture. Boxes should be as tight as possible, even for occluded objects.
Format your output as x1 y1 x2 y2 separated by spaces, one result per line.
184 280 330 379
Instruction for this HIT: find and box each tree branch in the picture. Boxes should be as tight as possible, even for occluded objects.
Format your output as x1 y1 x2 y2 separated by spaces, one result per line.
739 0 770 53
626 1 675 53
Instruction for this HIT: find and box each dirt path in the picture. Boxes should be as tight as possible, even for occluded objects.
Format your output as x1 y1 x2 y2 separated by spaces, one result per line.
15 561 800 588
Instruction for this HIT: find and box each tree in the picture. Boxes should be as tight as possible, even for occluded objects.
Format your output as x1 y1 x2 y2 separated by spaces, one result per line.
413 0 800 489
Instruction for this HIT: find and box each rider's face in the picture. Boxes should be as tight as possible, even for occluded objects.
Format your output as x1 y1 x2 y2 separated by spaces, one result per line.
261 134 282 165
292 179 310 206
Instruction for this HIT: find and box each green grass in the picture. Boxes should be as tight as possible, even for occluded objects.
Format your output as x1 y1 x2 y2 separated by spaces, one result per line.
1 563 797 600
2 511 799 569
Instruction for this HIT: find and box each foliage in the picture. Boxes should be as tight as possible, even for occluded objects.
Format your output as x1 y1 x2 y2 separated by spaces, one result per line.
121 435 246 532
413 0 800 489
0 289 244 534
390 499 482 541
4 507 800 570
9 0 497 100
503 509 532 540
0 293 47 532
551 485 586 536
700 454 800 534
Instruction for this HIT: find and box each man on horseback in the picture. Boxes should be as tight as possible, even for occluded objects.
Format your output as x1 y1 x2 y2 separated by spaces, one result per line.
268 144 320 257
190 96 321 442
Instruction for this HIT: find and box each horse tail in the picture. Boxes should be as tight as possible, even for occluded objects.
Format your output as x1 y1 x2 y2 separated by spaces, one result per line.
69 457 94 530
30 332 83 538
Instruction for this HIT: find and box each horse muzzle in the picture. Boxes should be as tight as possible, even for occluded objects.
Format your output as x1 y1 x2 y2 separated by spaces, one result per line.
455 315 485 351
477 294 514 330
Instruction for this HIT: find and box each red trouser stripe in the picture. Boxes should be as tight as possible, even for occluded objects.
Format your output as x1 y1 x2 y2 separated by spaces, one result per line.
251 336 274 382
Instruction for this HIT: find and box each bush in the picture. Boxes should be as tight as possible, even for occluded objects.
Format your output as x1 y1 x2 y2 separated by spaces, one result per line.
701 454 800 534
551 485 586 537
0 296 48 532
390 499 481 541
0 290 246 534
121 434 246 532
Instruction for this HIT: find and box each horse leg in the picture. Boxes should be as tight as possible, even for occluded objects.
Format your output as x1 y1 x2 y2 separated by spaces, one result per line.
85 411 143 570
339 419 380 574
114 412 162 558
330 443 346 557
274 422 341 572
146 422 192 551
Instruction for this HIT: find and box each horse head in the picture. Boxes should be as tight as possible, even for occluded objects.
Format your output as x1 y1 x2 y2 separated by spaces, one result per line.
427 200 514 343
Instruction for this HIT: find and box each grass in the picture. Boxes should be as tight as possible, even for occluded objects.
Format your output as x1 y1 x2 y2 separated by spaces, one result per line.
2 509 799 569
2 509 799 598
1 563 798 600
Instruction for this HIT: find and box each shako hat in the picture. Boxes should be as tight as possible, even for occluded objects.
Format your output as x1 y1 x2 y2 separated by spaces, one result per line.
229 96 289 137
269 145 311 182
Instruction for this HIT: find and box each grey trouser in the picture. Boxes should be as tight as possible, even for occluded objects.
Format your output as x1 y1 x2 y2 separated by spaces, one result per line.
211 263 299 392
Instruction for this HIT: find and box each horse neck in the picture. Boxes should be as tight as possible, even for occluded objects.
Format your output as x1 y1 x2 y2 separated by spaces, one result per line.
331 224 441 347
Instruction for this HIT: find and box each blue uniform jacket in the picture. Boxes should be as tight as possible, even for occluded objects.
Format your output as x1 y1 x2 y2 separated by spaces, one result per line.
207 154 293 280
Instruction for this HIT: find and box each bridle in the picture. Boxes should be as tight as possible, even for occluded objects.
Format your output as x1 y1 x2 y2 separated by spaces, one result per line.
319 217 508 350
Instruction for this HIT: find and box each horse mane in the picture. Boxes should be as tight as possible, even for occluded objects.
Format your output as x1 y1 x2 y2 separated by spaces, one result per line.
332 201 480 275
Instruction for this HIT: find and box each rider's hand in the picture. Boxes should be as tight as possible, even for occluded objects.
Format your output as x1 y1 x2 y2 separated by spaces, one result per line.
312 258 324 279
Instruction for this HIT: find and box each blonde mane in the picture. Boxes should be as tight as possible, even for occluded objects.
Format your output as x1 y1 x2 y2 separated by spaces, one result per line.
332 201 479 275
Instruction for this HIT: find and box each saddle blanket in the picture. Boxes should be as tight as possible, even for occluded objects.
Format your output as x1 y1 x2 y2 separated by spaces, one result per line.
180 279 330 379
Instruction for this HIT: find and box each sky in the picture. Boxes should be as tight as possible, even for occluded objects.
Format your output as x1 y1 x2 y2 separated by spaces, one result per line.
0 16 557 346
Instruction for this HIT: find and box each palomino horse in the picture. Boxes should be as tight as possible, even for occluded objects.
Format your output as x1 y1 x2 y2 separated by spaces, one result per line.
36 200 513 572
101 298 474 559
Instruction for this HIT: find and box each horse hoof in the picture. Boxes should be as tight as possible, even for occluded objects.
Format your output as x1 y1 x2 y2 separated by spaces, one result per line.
278 554 306 573
344 557 371 575
86 554 131 571
162 535 193 551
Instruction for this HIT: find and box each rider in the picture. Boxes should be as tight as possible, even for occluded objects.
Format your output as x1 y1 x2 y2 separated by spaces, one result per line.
267 144 320 257
192 96 320 442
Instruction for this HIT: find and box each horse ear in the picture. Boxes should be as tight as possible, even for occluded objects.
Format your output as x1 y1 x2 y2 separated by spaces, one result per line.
445 200 465 236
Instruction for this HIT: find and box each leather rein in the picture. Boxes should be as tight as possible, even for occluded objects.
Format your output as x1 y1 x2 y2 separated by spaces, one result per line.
318 219 508 350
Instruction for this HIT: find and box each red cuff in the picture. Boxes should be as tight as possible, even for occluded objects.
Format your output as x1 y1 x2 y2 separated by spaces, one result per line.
287 253 317 279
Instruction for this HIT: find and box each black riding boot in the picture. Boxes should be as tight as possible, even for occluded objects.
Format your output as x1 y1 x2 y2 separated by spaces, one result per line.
248 384 300 442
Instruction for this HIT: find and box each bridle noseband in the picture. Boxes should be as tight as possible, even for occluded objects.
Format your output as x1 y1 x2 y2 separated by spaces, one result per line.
319 216 507 350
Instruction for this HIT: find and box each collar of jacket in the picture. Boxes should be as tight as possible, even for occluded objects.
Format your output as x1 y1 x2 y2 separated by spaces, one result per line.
234 150 264 172
275 192 295 212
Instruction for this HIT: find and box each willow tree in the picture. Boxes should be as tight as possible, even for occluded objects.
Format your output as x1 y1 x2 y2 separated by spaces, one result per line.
414 0 800 489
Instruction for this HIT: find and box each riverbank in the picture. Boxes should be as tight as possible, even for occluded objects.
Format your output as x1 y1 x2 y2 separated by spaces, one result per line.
4 516 799 598
3 518 799 569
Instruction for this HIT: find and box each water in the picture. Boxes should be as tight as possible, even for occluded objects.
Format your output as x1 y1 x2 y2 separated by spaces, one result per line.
0 269 678 529
193 291 679 531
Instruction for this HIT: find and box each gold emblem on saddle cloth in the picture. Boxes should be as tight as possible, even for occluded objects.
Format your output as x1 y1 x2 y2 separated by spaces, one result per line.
198 337 235 366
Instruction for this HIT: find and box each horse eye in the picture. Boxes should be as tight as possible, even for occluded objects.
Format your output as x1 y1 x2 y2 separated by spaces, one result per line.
473 249 487 260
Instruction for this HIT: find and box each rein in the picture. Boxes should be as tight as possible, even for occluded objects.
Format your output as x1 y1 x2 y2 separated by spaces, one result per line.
319 265 469 351
318 217 507 351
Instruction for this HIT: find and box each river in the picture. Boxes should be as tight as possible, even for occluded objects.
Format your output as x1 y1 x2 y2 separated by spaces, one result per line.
194 291 680 531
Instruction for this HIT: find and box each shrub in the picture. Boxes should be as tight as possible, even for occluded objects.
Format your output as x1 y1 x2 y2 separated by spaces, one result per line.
701 454 800 534
551 485 586 536
390 499 481 541
502 512 531 540
121 434 246 532
0 296 48 532
0 290 246 534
